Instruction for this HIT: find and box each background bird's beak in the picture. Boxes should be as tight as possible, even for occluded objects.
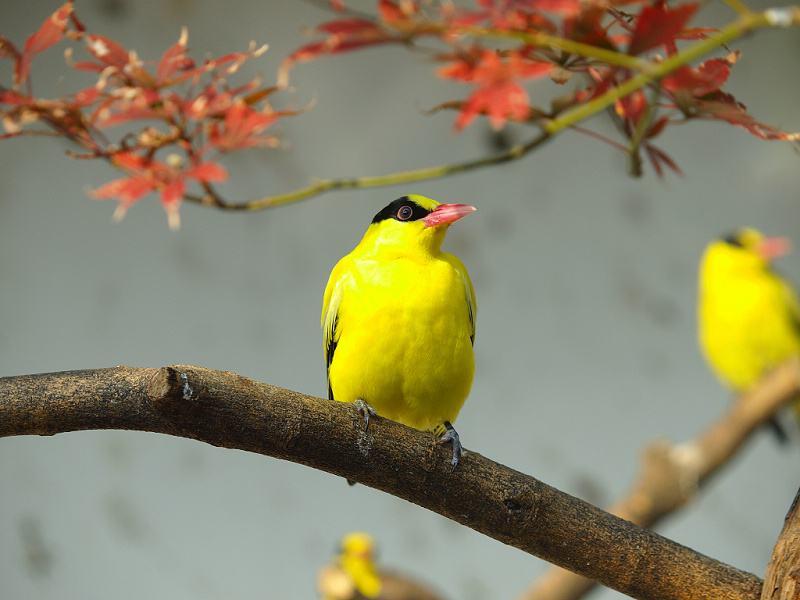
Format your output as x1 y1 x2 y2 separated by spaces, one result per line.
758 236 792 260
423 203 477 228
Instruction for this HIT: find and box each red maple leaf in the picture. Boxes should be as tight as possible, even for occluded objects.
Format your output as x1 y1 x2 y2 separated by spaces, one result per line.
663 58 731 98
694 94 800 141
92 152 229 229
441 49 552 130
628 3 698 55
209 101 279 151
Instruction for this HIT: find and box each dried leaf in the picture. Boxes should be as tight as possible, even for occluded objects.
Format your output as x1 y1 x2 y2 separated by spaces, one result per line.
16 3 73 85
85 34 129 69
157 28 194 83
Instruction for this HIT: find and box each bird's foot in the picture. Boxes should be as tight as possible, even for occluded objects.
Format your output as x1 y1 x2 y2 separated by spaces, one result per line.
353 398 377 433
436 421 463 470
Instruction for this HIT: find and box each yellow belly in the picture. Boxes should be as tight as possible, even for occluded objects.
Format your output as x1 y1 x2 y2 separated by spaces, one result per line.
700 277 800 391
328 256 474 431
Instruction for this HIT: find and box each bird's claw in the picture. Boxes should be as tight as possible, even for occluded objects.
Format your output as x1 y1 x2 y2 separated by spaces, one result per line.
353 398 377 433
437 421 462 469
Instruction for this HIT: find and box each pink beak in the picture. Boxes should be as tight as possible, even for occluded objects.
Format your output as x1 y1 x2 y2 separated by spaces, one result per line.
423 203 477 228
758 236 792 261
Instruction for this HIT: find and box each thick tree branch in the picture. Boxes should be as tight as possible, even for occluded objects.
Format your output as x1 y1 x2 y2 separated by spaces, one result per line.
520 357 800 600
761 485 800 600
0 364 771 600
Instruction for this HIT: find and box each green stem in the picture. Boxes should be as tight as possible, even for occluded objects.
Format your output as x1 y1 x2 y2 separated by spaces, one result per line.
185 132 551 211
461 26 646 70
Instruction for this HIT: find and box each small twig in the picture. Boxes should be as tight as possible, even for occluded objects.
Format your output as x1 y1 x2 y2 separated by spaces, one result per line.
627 85 661 177
519 357 800 600
460 26 646 71
569 125 629 152
0 364 765 600
0 129 63 139
761 485 800 600
183 131 551 210
300 0 375 20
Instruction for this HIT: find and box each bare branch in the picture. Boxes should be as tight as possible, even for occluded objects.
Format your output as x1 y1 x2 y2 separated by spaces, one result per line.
520 357 800 600
0 364 773 600
182 132 552 211
761 486 800 600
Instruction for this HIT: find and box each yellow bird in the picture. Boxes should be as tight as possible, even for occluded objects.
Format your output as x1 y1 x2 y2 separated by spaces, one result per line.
698 228 799 439
317 532 446 600
322 194 476 466
318 532 382 599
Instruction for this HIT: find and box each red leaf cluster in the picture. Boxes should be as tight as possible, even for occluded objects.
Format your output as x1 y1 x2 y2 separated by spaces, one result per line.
0 4 298 227
287 0 798 176
440 49 552 129
91 151 227 229
1 0 798 226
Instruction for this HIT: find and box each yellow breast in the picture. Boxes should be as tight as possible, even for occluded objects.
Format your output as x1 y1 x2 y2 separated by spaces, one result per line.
699 254 800 391
328 254 474 431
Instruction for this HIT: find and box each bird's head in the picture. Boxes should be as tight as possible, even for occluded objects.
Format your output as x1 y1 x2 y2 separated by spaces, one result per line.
339 532 376 561
362 194 476 255
702 227 792 276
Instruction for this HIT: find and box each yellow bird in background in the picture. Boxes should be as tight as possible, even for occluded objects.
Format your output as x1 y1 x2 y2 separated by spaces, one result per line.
317 532 446 600
322 195 476 466
698 228 799 440
318 532 382 599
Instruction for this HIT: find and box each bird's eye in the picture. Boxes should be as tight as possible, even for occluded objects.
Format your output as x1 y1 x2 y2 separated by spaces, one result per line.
396 205 414 221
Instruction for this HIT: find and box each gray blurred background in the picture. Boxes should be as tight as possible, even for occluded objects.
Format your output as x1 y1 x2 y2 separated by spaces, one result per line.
1 1 798 599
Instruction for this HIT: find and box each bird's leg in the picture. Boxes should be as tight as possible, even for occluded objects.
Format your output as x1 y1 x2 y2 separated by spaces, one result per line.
436 421 463 469
353 398 377 433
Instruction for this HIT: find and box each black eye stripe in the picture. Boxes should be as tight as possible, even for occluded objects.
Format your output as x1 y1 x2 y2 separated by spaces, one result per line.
371 196 431 224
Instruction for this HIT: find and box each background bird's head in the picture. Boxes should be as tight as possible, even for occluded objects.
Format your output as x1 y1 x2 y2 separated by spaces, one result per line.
339 532 376 561
361 195 476 255
701 227 792 278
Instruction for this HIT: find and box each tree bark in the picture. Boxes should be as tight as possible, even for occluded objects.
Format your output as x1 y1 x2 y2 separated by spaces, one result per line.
0 364 769 600
761 486 800 600
520 358 800 600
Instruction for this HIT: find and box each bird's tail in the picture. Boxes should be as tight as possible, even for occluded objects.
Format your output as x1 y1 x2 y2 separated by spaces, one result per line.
767 394 800 445
767 416 790 445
